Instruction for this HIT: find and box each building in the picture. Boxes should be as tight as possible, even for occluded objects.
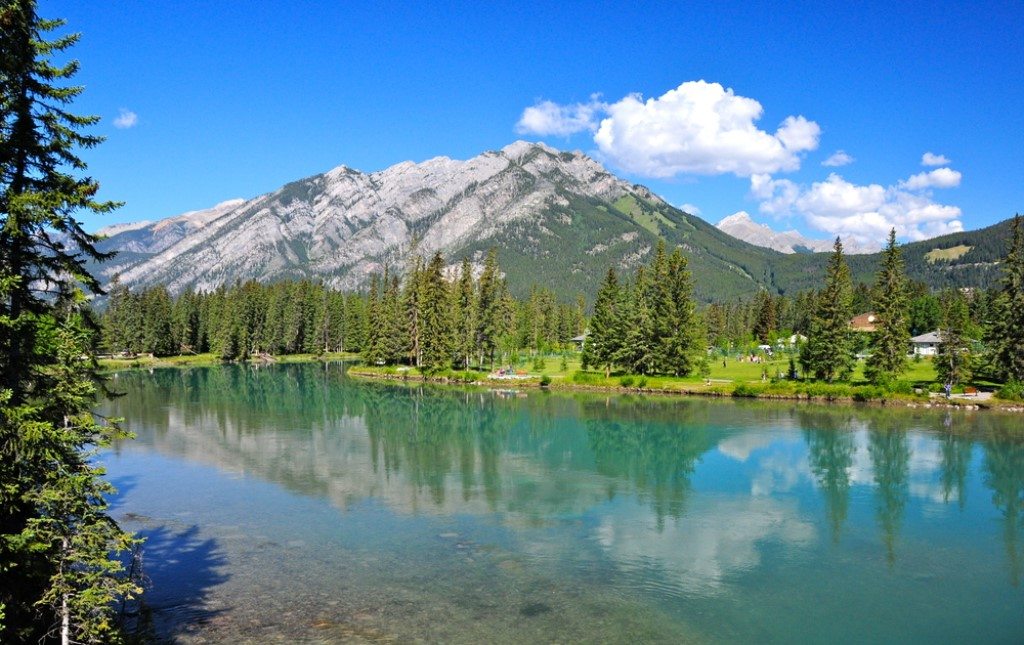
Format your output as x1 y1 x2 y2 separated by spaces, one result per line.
570 331 589 351
849 312 879 332
910 331 943 356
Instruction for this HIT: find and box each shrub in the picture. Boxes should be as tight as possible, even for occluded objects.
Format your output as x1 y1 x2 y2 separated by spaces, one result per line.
572 370 603 385
890 379 914 395
619 375 635 388
533 355 546 371
637 376 648 388
539 374 552 387
997 381 1024 402
853 385 886 402
732 382 760 397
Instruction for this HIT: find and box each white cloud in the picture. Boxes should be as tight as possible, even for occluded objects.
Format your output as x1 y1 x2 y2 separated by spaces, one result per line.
921 152 951 166
822 150 854 167
515 97 604 136
900 167 961 190
518 81 819 178
113 108 138 129
751 169 963 249
679 202 702 215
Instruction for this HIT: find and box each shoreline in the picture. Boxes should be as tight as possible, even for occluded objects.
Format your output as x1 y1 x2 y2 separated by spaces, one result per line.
345 366 1024 413
98 354 1024 413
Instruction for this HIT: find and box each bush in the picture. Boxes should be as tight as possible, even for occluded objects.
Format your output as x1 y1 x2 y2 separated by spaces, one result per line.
853 385 886 402
539 374 552 387
732 382 761 397
637 376 648 388
997 381 1024 402
619 375 635 387
572 370 603 385
890 379 914 395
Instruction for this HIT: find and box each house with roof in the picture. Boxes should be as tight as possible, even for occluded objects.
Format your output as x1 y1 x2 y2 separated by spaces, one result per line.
849 312 879 332
910 331 943 356
570 331 589 351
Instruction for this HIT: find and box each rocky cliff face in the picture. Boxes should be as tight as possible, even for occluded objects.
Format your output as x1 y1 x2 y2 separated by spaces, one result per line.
96 141 673 297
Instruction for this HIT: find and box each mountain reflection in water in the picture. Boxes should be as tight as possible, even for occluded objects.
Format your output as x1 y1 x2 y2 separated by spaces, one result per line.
102 363 1024 643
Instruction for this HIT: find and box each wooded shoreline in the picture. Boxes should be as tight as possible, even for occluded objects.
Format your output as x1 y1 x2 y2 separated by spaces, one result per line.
98 353 1024 413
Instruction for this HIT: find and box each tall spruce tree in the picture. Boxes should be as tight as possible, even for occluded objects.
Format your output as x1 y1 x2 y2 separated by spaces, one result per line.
664 247 700 376
801 239 855 381
936 289 971 388
620 268 657 375
865 229 910 385
419 252 453 372
452 257 476 369
475 249 502 368
752 289 776 344
584 267 623 377
1 2 139 641
987 214 1024 383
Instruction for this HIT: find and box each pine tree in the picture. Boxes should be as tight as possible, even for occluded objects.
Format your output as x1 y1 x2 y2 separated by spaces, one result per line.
476 249 502 368
381 272 406 364
419 252 453 372
801 239 855 381
752 289 776 343
664 247 700 376
936 289 971 388
988 215 1024 383
364 274 385 365
402 255 424 367
1 3 139 640
585 267 623 377
620 269 657 375
865 229 910 385
450 257 476 369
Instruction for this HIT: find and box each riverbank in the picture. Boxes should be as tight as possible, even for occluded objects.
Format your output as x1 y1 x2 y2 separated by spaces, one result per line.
346 364 1024 412
98 352 1023 412
97 351 360 371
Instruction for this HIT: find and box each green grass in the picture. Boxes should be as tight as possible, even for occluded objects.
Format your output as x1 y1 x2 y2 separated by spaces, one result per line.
925 245 972 263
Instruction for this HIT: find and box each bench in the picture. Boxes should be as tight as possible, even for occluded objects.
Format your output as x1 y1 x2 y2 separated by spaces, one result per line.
964 386 977 397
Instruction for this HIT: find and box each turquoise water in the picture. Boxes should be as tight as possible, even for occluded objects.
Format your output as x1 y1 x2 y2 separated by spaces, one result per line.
101 363 1024 643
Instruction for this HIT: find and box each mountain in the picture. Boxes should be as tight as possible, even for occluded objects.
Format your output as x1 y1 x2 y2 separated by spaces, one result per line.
715 211 870 254
92 141 1015 302
93 141 790 302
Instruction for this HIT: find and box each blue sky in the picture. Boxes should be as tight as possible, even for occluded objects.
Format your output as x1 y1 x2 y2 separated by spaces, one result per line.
44 0 1023 248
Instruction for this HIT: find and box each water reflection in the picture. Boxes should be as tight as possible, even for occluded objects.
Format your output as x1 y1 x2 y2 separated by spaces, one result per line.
982 434 1024 587
103 363 1024 635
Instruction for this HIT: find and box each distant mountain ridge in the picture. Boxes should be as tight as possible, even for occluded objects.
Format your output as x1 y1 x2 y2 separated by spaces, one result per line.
92 141 1016 302
715 211 870 254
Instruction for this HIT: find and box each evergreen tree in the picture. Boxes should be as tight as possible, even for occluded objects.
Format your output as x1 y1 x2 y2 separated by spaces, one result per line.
419 252 453 372
752 289 776 343
452 257 477 369
936 289 971 388
1 3 139 640
865 229 910 385
620 269 657 375
364 274 385 365
663 248 701 376
476 249 502 368
585 267 623 377
402 255 424 367
988 215 1024 382
381 272 406 364
801 239 855 381
140 286 174 356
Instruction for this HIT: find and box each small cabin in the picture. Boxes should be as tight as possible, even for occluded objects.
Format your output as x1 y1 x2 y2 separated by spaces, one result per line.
910 331 943 356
